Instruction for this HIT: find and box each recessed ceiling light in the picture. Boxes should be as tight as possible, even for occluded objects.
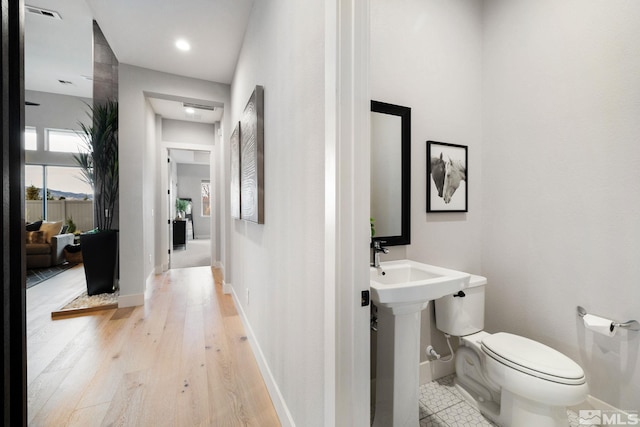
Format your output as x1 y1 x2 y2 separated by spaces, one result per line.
175 39 191 52
184 107 195 114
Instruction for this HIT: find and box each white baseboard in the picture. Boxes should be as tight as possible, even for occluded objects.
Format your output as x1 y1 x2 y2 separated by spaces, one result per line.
222 280 232 295
419 358 456 385
568 394 637 421
230 287 295 426
118 292 144 308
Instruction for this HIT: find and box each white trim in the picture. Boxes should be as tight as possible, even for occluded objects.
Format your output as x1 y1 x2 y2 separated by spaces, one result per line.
419 359 456 385
144 270 156 300
324 0 371 425
222 281 232 295
159 140 215 274
230 286 295 426
577 395 636 416
118 292 144 308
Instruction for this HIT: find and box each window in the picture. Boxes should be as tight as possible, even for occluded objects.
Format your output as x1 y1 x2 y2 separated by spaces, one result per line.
25 127 37 150
47 128 87 153
201 181 211 216
24 164 94 231
46 166 92 200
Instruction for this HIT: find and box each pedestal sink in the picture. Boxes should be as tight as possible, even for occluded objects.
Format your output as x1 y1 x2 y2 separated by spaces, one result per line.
371 260 470 427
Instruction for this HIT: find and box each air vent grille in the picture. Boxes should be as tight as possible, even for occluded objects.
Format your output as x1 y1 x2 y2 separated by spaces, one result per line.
183 102 215 111
26 5 62 19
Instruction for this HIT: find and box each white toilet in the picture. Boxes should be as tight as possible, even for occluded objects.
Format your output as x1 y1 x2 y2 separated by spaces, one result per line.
434 275 589 427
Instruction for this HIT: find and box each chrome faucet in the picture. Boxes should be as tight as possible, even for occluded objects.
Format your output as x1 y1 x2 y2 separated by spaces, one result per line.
371 240 389 268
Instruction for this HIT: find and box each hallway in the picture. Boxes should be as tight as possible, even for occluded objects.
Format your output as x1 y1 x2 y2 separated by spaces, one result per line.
27 265 279 426
171 238 212 269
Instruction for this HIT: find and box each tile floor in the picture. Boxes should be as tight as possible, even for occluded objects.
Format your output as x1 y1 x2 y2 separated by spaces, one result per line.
415 374 583 427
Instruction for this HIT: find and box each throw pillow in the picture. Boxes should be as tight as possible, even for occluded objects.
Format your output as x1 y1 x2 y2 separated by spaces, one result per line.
39 220 63 244
26 220 43 231
26 230 45 244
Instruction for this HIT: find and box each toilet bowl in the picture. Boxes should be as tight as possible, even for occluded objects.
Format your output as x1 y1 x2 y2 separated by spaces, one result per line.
434 275 588 427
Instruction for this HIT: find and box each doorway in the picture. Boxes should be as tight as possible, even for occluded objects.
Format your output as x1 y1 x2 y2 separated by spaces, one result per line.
167 148 212 269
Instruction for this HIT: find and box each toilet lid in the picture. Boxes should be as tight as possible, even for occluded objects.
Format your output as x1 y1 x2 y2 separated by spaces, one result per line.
481 332 586 385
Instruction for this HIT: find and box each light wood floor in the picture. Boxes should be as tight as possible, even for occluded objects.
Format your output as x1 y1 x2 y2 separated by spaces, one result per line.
27 264 280 427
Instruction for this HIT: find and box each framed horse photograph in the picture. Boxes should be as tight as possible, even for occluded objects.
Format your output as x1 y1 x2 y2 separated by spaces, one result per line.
427 141 468 212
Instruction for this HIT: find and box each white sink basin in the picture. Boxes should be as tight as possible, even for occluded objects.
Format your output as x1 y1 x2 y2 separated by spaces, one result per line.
370 259 470 309
370 259 471 427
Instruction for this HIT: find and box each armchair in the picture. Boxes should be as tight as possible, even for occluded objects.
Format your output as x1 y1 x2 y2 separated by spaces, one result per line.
25 220 76 269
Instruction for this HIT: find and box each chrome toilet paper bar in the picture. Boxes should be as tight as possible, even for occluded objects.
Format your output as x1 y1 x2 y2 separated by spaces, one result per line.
577 306 640 332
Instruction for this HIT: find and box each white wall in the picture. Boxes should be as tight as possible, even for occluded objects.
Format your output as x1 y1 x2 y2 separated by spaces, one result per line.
176 163 210 238
118 64 230 306
143 99 157 282
482 0 640 410
24 90 92 167
229 0 326 424
163 119 215 145
370 0 483 365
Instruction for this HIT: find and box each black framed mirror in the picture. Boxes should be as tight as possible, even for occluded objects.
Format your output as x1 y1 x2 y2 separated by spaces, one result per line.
370 100 411 246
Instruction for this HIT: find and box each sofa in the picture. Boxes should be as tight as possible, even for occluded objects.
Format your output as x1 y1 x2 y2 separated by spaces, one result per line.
26 220 75 269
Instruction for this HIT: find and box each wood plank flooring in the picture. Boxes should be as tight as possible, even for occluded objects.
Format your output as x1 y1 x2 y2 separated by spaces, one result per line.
26 264 280 427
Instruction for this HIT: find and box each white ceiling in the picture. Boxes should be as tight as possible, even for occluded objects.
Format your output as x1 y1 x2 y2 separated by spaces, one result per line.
25 0 94 98
25 0 254 123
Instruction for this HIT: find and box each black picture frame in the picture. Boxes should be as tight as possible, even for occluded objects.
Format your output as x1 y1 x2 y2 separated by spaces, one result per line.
427 141 467 212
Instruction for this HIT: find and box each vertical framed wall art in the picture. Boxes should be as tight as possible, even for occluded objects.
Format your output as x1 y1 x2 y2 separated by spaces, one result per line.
240 85 265 223
230 122 241 219
427 140 467 212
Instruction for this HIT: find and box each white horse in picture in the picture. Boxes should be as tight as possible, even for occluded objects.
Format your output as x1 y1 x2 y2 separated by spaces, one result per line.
443 158 466 204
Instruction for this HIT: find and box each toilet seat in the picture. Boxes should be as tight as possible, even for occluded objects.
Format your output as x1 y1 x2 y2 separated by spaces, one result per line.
481 332 586 385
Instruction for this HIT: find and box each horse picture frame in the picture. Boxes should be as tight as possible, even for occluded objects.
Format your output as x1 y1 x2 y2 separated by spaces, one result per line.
427 141 468 212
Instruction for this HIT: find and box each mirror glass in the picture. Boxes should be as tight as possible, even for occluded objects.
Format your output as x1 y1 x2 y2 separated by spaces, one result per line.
370 101 411 246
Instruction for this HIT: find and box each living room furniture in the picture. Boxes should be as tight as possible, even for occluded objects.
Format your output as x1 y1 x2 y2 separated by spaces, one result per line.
26 220 75 269
63 244 83 264
173 219 187 249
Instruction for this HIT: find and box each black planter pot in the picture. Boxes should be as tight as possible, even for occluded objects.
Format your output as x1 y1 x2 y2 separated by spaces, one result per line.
80 230 118 296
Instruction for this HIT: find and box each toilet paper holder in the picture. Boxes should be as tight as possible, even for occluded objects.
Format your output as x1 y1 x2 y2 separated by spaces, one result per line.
577 306 640 332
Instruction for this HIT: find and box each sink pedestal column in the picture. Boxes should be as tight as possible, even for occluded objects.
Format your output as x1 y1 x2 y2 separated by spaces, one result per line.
373 301 428 427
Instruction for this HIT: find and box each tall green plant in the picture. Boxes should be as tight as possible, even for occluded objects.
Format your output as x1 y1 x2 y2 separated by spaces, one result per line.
74 100 119 231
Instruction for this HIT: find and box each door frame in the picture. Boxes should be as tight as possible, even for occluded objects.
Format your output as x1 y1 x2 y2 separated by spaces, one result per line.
324 0 371 425
2 0 28 424
159 141 214 272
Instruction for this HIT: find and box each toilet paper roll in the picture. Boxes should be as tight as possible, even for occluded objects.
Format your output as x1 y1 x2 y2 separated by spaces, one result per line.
583 313 617 337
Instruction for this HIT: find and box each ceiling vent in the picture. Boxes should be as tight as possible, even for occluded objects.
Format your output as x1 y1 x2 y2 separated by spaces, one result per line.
25 5 62 20
183 102 215 111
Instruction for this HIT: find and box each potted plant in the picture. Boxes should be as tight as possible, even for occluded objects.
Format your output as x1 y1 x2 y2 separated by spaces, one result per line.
176 198 189 219
74 99 119 296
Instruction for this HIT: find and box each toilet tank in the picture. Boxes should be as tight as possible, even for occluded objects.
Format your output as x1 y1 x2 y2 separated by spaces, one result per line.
435 274 487 336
